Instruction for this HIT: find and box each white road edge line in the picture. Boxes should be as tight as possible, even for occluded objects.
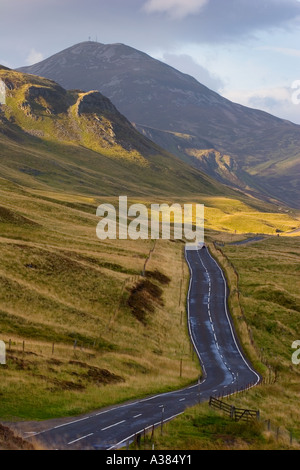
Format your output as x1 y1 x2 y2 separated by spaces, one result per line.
54 416 91 430
108 412 184 450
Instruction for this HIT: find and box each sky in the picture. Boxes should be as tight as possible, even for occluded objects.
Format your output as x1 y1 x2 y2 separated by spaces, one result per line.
1 0 300 123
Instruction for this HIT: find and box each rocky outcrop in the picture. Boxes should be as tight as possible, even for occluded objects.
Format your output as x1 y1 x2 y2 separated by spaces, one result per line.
76 90 122 116
25 84 68 115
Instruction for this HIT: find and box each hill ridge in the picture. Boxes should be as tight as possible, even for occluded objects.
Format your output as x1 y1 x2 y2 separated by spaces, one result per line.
0 67 235 200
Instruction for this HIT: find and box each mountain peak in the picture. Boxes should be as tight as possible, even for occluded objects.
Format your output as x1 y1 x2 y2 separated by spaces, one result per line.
22 41 152 70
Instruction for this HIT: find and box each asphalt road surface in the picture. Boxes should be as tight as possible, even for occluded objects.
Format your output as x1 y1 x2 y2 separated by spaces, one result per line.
229 236 265 246
15 247 260 450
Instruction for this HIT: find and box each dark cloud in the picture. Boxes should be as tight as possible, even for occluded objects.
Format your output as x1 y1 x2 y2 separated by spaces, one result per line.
181 0 300 43
141 0 300 45
1 0 300 68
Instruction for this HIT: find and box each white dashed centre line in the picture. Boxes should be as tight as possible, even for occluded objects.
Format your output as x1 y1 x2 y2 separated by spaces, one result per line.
101 420 126 431
68 433 94 445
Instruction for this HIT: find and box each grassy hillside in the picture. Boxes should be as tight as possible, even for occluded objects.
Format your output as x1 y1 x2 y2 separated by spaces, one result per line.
0 181 202 420
136 124 300 210
0 66 229 199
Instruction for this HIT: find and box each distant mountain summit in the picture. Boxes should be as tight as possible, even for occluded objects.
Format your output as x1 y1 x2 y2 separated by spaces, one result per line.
17 41 234 127
18 41 300 208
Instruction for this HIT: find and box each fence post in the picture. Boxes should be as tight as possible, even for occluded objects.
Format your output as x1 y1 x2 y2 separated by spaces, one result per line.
179 279 182 306
151 424 155 441
276 427 280 441
135 433 141 449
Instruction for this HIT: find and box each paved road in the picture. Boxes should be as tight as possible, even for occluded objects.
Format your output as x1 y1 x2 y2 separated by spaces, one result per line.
286 228 300 234
229 236 265 246
14 247 260 450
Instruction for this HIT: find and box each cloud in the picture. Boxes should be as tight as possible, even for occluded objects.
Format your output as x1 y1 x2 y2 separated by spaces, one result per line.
142 0 300 43
143 0 208 19
258 46 300 58
162 53 224 90
26 48 44 65
222 85 300 124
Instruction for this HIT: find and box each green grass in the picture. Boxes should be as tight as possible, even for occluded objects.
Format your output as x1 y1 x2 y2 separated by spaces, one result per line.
202 197 298 234
216 236 300 445
222 237 300 365
138 402 299 450
139 404 275 450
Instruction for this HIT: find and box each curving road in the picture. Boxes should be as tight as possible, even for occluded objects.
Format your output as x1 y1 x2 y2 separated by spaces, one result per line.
14 246 260 450
229 236 265 246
